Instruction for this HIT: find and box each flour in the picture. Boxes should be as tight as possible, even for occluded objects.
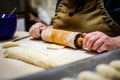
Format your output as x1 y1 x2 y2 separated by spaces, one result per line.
64 32 80 48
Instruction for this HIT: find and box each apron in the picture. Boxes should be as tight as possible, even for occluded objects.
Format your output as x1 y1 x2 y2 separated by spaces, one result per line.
52 0 120 37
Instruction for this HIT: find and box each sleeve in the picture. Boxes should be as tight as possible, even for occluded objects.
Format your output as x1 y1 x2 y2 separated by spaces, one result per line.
104 0 120 26
56 0 61 10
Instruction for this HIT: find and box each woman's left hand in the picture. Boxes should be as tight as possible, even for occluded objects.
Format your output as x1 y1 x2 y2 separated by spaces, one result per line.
82 31 119 53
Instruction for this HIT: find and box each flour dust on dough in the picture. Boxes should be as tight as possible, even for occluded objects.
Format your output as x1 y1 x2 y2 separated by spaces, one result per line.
47 44 65 50
60 77 75 80
3 47 70 69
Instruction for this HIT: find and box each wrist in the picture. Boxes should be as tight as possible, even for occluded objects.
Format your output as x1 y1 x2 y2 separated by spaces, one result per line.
112 36 120 48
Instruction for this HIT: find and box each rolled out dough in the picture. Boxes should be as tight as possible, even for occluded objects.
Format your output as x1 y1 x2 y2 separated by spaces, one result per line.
47 44 65 50
2 42 20 48
3 47 69 69
60 77 75 80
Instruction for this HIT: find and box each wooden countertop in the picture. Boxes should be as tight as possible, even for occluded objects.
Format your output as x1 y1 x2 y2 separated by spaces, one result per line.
0 31 95 80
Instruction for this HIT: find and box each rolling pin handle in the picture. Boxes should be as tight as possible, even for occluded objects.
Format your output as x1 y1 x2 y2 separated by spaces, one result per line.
74 33 83 49
77 37 83 47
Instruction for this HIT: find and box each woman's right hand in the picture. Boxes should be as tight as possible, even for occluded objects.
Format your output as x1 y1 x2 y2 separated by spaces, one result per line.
29 22 47 38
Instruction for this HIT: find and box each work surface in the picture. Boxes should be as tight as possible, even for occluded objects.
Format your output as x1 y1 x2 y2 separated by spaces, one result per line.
0 31 95 80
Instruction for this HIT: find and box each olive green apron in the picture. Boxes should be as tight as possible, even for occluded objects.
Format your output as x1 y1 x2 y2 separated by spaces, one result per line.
52 0 120 37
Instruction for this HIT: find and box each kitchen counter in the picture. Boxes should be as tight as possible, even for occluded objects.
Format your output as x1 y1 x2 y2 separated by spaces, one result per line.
0 31 95 80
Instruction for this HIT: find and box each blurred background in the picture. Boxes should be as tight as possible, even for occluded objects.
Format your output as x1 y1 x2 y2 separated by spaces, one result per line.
0 0 57 31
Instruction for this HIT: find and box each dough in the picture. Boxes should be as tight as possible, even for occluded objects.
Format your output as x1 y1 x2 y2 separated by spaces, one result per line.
2 42 20 48
77 71 107 80
60 77 75 80
96 64 120 80
3 47 69 69
109 60 120 72
47 44 65 50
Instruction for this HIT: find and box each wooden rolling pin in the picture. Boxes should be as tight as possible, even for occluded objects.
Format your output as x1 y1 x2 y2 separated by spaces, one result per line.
40 28 83 49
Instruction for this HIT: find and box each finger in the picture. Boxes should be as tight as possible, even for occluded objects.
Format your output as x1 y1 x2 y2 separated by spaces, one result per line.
91 37 105 51
29 24 39 38
29 25 34 36
86 35 100 50
35 23 46 37
83 32 98 49
83 34 89 48
33 27 40 38
31 29 37 38
97 43 108 53
100 39 114 51
29 22 47 38
34 26 41 38
33 23 43 38
29 25 36 37
29 22 44 38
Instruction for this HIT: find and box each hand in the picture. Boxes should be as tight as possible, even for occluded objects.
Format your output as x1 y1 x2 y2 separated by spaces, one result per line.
82 31 119 53
29 22 47 38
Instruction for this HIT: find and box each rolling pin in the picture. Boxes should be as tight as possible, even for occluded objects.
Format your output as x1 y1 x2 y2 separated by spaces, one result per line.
40 28 83 49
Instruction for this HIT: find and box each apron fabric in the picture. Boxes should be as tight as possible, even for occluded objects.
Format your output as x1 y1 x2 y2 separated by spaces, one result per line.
52 0 120 37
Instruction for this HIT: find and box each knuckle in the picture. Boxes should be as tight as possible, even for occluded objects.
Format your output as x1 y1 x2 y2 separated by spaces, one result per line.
92 48 97 51
102 35 109 39
85 35 90 39
88 38 93 42
95 31 100 33
95 31 101 34
105 42 112 48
